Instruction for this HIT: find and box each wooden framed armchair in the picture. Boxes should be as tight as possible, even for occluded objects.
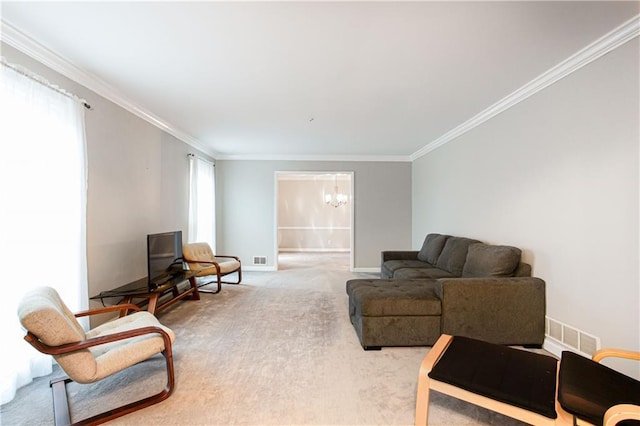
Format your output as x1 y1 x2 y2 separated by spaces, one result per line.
182 242 242 294
415 334 640 426
17 286 176 425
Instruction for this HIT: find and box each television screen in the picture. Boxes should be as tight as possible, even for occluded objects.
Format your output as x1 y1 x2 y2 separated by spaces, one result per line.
147 230 183 290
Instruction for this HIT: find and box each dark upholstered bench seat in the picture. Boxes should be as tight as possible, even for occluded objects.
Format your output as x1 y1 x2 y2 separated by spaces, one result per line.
428 336 558 419
346 279 442 349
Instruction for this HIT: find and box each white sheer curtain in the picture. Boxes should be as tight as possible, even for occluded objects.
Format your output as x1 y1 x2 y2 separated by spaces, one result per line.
187 155 216 248
0 59 88 404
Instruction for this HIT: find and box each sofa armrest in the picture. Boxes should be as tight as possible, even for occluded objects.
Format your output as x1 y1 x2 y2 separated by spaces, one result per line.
513 262 532 277
381 250 419 263
435 277 545 346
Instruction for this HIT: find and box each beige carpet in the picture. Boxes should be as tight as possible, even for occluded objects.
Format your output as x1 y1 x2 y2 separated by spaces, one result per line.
1 253 528 425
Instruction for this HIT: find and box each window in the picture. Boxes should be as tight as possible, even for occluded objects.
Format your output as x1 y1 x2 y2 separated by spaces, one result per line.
0 60 88 403
187 155 215 248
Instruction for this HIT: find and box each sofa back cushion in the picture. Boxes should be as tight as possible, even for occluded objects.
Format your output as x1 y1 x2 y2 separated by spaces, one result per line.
462 243 522 277
435 237 481 276
417 233 449 264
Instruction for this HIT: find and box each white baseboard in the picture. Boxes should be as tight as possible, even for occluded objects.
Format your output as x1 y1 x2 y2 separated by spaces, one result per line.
543 336 590 359
543 337 566 359
352 267 380 273
243 265 277 272
278 248 350 252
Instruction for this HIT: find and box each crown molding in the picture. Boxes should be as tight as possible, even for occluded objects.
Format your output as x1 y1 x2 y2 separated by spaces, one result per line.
1 19 217 158
411 14 640 161
277 172 352 181
0 19 406 163
4 13 637 164
215 153 412 162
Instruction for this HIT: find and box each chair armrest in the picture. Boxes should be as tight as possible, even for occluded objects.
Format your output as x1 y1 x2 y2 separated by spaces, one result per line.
436 277 546 345
74 304 142 317
185 257 219 267
24 325 172 356
186 256 241 274
604 403 640 426
381 250 419 262
214 255 241 262
187 260 218 266
186 256 240 265
592 348 640 363
593 351 640 426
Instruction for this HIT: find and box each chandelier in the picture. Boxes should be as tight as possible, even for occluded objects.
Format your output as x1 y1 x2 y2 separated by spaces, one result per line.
324 175 348 208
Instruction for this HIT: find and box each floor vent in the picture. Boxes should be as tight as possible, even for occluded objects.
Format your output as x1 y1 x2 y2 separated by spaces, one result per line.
546 316 600 356
253 256 267 265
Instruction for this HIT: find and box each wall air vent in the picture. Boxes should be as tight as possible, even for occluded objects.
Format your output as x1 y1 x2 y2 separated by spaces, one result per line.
546 316 600 356
253 256 267 265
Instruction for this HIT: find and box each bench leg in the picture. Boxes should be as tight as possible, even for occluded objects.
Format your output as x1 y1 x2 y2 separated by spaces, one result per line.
415 335 454 426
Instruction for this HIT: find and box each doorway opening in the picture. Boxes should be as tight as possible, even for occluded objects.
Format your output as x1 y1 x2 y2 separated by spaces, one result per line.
274 172 354 271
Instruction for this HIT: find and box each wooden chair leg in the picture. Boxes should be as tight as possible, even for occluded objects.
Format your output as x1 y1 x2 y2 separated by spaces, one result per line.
196 276 222 294
198 268 241 293
49 349 175 426
221 268 242 285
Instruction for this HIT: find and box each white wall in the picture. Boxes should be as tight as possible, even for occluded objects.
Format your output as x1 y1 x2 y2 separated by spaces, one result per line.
1 43 214 318
216 160 411 270
412 39 639 377
278 175 352 252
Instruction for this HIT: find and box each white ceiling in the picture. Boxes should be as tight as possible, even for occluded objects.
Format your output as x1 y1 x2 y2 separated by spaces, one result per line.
1 1 638 160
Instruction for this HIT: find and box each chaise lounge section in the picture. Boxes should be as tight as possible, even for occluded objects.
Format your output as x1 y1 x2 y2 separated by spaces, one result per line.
347 233 546 350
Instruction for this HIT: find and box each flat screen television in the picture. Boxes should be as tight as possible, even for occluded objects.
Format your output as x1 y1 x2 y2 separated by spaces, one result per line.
147 230 183 290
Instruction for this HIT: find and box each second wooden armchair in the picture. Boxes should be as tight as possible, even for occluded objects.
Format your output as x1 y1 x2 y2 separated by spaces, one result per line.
182 242 242 294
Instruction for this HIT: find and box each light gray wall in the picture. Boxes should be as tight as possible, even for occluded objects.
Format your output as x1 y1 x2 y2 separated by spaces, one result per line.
2 43 213 316
412 39 639 377
216 160 411 270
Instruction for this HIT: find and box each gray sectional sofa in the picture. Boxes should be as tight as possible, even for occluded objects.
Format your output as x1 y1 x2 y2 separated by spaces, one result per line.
380 233 531 279
346 233 546 350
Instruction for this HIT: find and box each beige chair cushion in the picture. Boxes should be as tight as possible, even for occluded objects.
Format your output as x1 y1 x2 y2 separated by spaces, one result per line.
183 242 240 276
18 287 175 384
85 311 175 382
183 242 215 264
18 287 96 382
194 259 241 276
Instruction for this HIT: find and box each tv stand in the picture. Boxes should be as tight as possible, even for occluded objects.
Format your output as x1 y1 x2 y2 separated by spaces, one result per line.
91 272 200 316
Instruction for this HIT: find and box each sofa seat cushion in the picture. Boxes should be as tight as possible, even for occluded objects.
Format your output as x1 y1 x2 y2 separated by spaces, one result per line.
383 259 435 277
462 243 522 278
417 233 450 264
394 267 457 279
436 237 482 275
349 279 441 316
346 278 376 297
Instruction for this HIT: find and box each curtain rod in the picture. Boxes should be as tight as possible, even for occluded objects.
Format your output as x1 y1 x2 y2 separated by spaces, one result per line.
1 57 92 110
188 153 214 165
